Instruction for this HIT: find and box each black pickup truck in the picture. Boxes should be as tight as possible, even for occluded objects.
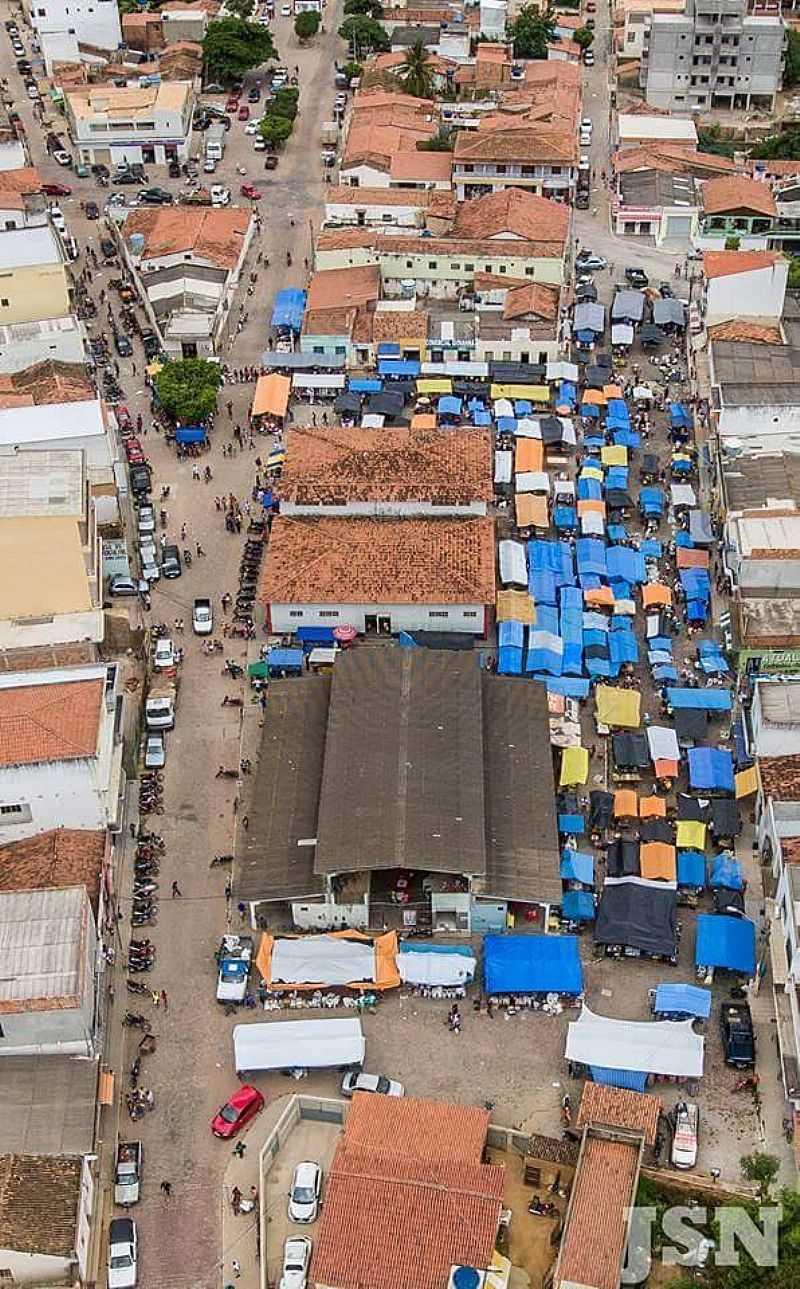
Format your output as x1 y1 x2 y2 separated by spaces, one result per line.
721 1001 756 1068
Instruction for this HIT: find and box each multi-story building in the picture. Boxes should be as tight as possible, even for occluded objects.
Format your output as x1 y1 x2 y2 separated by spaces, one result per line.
64 81 195 168
453 127 578 202
24 0 122 54
641 0 785 112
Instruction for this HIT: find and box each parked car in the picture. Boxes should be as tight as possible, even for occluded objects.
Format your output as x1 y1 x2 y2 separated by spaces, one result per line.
154 637 175 670
192 597 214 635
107 1218 138 1289
113 171 139 185
43 181 71 196
138 505 156 536
340 1071 404 1098
204 158 217 173
161 544 182 578
100 237 117 257
53 150 73 167
576 252 607 272
139 188 173 204
211 1084 265 1138
721 1001 755 1067
625 266 649 287
241 183 263 199
110 575 146 597
670 1101 699 1169
238 104 250 120
575 192 590 210
288 1161 322 1223
248 86 261 102
92 163 111 179
85 200 100 219
211 185 231 207
48 204 66 232
144 732 166 769
279 1237 312 1289
584 49 594 64
226 96 240 112
254 137 267 152
116 333 134 357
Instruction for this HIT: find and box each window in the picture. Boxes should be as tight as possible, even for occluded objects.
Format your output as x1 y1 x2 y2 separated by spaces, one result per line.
406 259 413 268
0 299 8 307
0 803 31 824
463 611 478 619
464 262 474 271
318 610 339 618
428 610 449 618
428 261 437 269
3 221 14 231
496 165 507 175
288 610 304 618
462 163 474 173
450 262 460 269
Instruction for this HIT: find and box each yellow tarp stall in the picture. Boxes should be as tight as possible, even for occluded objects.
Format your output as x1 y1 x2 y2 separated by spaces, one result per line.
255 929 401 991
580 465 604 482
516 438 544 473
516 493 549 528
417 378 452 395
411 413 436 430
601 444 627 466
596 684 640 728
252 373 291 419
491 384 550 402
736 766 759 798
560 745 589 786
676 819 707 850
640 795 667 818
496 589 535 624
614 788 638 818
642 583 672 608
640 842 677 882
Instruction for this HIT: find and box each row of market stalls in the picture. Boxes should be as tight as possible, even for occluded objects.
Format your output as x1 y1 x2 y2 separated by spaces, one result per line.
573 288 686 354
251 930 478 993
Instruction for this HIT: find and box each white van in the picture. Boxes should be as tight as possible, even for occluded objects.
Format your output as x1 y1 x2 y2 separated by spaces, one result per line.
671 1101 699 1169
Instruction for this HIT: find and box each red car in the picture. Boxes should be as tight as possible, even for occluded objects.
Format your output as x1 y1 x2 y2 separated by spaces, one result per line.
125 438 146 463
117 404 133 431
237 104 250 121
211 1084 264 1139
240 183 262 199
226 96 240 112
43 182 71 196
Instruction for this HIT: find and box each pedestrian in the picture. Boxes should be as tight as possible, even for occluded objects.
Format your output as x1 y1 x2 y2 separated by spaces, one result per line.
232 1185 242 1214
171 880 182 898
250 1185 259 1206
131 362 137 375
196 540 205 556
161 989 168 1011
173 617 181 634
181 522 188 540
160 1180 172 1197
192 463 200 480
233 1141 246 1158
215 496 222 511
242 815 249 830
232 1260 241 1279
152 989 160 1008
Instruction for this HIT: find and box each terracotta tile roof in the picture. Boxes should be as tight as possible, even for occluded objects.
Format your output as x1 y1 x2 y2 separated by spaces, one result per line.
0 1154 81 1257
475 271 530 290
528 1132 580 1166
702 175 777 217
615 144 735 177
452 187 569 245
555 1134 640 1289
306 265 380 312
381 234 563 259
707 320 783 344
477 42 508 63
0 167 42 196
576 1084 662 1145
747 158 800 178
0 678 103 768
0 829 105 912
759 754 800 801
0 360 94 410
281 427 493 505
260 516 496 606
310 1095 504 1289
455 125 578 165
315 228 379 251
343 122 433 170
301 306 360 339
389 150 453 182
124 207 250 270
326 186 434 207
371 310 428 342
548 38 581 56
781 835 800 863
503 281 560 321
703 249 783 280
351 308 374 343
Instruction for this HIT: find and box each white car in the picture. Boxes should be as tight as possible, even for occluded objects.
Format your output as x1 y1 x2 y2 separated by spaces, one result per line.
53 150 72 166
138 505 156 536
144 732 166 768
153 637 175 670
192 599 214 634
340 1071 404 1098
26 83 39 99
245 120 259 134
253 137 267 151
107 1218 138 1289
203 157 217 173
279 1237 311 1289
281 3 292 13
211 185 231 207
671 1101 699 1169
581 116 592 132
48 204 66 231
288 1161 322 1223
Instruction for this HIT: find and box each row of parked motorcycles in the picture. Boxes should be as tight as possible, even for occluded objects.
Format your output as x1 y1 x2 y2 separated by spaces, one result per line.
234 537 263 626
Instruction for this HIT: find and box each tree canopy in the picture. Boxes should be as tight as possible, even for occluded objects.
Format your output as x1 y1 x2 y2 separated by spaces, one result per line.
398 37 435 98
669 1187 800 1289
343 0 383 15
338 14 390 53
259 114 294 146
202 17 278 84
295 9 320 38
155 359 223 425
574 26 594 48
508 4 556 59
786 29 800 87
223 0 255 17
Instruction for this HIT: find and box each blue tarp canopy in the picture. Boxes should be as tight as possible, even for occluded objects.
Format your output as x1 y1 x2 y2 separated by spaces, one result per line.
483 934 584 994
349 378 381 393
546 677 591 698
698 641 729 675
438 395 462 416
379 358 420 377
666 688 732 712
271 287 306 332
498 646 524 675
472 409 492 426
641 539 662 558
607 546 646 584
590 1067 648 1091
653 983 711 1019
265 647 304 673
677 850 706 888
709 852 744 890
296 626 335 644
560 850 594 885
498 620 525 650
562 890 596 921
688 746 735 791
558 813 585 835
670 402 693 429
695 913 756 975
175 425 206 444
639 486 664 515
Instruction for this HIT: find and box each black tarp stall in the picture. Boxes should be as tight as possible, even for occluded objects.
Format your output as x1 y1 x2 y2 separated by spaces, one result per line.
674 709 708 744
676 794 711 822
711 798 742 838
612 733 650 771
594 877 679 957
590 790 614 831
640 817 674 844
607 838 641 877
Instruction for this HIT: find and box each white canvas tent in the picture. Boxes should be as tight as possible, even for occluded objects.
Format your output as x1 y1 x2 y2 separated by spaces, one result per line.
397 949 477 987
565 1006 704 1077
270 936 376 986
233 1018 365 1072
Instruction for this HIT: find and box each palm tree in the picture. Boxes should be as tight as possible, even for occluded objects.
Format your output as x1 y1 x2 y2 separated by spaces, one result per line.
399 38 435 99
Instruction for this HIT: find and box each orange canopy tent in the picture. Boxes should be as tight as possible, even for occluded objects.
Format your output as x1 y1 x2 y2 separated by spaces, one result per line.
642 583 672 608
640 843 677 882
516 493 549 528
603 384 624 399
255 929 400 991
252 373 290 419
614 789 638 818
411 413 436 431
516 438 544 473
654 758 679 780
676 547 710 570
582 388 607 406
639 795 667 818
577 498 606 517
585 585 615 607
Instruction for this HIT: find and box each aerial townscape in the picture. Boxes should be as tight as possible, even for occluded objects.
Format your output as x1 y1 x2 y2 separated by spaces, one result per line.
5 0 800 1284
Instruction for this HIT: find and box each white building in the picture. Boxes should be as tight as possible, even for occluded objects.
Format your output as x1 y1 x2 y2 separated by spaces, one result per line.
703 249 788 325
617 113 698 149
0 664 125 845
0 315 87 372
0 397 116 485
25 0 122 53
64 81 195 168
0 886 98 1057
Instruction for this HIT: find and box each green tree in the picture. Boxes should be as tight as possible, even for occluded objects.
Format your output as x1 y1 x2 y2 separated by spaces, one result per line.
789 257 800 289
725 235 741 250
398 37 435 98
670 1188 800 1289
202 17 278 85
508 4 556 59
295 9 320 38
155 359 223 425
741 1151 780 1200
224 0 255 17
574 25 594 48
417 125 453 152
786 29 800 87
342 60 363 82
259 114 294 146
338 14 390 53
343 0 383 15
271 86 299 118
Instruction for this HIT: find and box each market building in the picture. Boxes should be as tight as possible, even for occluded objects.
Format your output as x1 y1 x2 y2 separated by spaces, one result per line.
63 81 195 168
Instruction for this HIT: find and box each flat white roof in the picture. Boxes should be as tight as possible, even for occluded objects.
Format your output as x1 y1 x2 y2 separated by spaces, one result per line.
0 886 90 1012
0 225 62 269
735 513 800 555
618 114 698 144
0 399 106 447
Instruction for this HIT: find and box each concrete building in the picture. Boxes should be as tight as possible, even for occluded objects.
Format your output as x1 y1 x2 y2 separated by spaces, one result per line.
0 664 125 844
0 1153 94 1285
641 0 785 113
619 0 687 59
453 126 578 202
616 114 698 148
121 205 253 357
161 4 208 41
24 0 121 53
709 329 800 449
696 174 779 247
0 886 98 1057
0 363 115 485
613 169 699 241
0 316 86 373
0 226 69 326
64 81 195 168
703 249 787 324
